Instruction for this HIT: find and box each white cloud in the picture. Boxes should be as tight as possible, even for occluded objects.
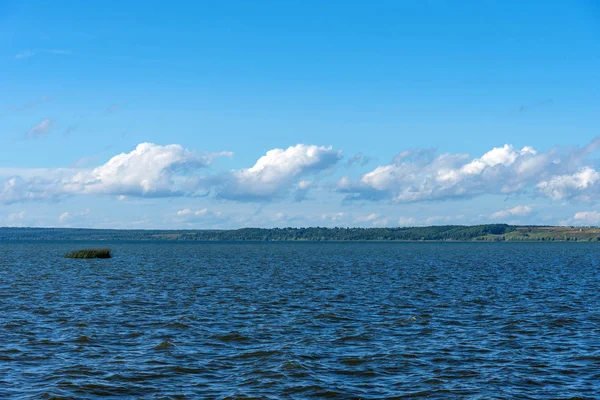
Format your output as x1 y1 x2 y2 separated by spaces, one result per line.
176 208 223 223
354 213 388 226
66 143 231 197
217 144 342 201
7 211 26 223
57 209 90 227
58 212 70 223
272 212 286 221
356 213 379 222
338 139 600 203
297 180 312 190
490 205 533 220
0 143 232 204
294 180 313 201
321 212 345 223
0 168 72 179
0 143 338 204
572 211 600 225
0 176 59 204
4 139 600 217
424 215 465 225
26 119 53 138
536 167 600 201
398 216 416 226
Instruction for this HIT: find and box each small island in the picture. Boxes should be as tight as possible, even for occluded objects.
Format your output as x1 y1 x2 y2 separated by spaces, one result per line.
65 248 112 259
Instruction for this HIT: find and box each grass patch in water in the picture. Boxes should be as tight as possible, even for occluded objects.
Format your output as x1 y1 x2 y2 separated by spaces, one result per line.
64 248 111 259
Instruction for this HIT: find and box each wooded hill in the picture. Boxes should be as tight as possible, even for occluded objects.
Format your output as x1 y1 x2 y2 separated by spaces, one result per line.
1 225 599 241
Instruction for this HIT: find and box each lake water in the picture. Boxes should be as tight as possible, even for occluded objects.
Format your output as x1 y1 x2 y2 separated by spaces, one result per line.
1 241 599 399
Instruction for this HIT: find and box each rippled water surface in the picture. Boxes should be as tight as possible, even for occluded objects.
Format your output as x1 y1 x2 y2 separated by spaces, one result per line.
1 241 600 399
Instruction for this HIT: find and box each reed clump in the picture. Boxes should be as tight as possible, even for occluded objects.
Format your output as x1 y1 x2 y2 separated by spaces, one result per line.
65 248 111 259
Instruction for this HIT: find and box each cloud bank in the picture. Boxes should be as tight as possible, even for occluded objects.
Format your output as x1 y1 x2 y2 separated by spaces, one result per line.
0 143 341 204
2 139 600 212
338 139 600 203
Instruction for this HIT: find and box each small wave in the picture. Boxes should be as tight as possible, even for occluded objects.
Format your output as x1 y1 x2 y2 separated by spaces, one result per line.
211 332 251 343
339 356 370 366
1 348 21 354
334 368 379 377
572 354 600 361
332 333 372 343
124 331 144 338
282 385 334 396
74 335 92 343
35 339 63 346
165 321 190 329
236 349 282 359
313 312 352 322
169 366 204 374
548 317 578 327
153 340 175 350
279 361 307 371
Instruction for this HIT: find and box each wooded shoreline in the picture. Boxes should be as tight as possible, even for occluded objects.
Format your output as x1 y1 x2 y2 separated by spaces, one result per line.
2 225 599 242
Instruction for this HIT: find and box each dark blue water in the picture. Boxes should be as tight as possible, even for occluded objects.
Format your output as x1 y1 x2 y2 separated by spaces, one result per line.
1 242 599 399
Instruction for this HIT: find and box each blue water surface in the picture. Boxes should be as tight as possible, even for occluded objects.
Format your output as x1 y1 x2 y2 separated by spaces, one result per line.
1 241 599 399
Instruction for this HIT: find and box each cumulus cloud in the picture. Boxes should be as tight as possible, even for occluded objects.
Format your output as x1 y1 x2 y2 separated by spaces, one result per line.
293 180 313 201
356 213 379 222
6 139 600 212
0 143 231 204
338 139 600 203
64 143 229 197
536 167 599 201
321 212 345 223
354 213 389 226
57 209 90 226
490 205 533 220
216 144 342 201
0 143 340 205
175 208 224 223
26 119 53 138
572 211 600 225
0 176 60 204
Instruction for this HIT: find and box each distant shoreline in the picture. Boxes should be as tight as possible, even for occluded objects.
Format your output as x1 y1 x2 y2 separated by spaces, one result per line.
1 225 599 242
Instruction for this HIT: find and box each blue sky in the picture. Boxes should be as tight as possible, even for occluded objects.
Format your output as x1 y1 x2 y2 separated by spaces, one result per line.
1 0 600 228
